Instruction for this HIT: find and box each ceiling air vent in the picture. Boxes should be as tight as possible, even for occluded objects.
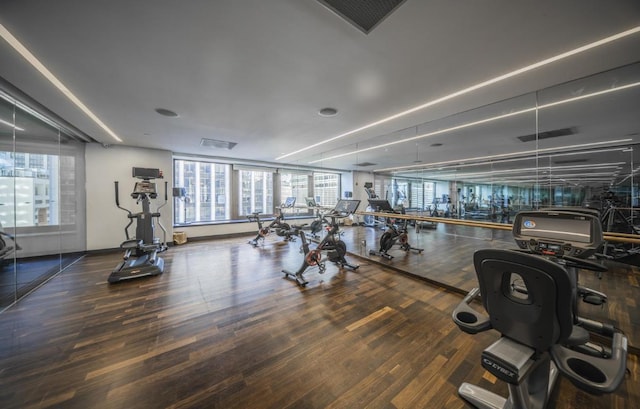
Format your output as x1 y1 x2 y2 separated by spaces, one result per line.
354 162 377 167
200 138 237 150
317 0 408 34
517 127 577 143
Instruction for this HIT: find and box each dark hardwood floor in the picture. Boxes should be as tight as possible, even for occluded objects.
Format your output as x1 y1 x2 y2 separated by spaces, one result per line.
0 229 638 408
343 221 640 352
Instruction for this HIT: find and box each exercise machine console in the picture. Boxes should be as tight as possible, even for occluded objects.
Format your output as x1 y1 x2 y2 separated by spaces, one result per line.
452 209 628 408
109 167 168 283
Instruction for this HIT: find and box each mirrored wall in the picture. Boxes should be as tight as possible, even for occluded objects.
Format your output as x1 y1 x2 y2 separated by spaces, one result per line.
335 62 640 349
299 62 639 349
0 89 87 312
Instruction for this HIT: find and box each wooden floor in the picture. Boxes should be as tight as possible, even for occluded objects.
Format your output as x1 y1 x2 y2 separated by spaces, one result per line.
0 230 638 408
342 222 640 351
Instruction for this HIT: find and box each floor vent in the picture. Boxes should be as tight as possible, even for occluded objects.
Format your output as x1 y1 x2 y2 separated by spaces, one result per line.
317 0 408 34
517 127 577 143
200 138 237 150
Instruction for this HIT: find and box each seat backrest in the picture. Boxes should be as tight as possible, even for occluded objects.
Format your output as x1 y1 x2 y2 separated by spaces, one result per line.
474 249 575 352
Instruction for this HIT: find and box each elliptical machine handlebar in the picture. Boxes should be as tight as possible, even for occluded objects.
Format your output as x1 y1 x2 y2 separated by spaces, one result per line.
155 181 168 249
114 181 132 215
114 181 134 240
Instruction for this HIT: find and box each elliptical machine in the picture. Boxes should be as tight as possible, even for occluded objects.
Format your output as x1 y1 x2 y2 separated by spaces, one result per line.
452 209 628 409
282 199 360 287
109 167 168 284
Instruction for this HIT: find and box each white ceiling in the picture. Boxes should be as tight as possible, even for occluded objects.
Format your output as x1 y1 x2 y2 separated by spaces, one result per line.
0 0 639 177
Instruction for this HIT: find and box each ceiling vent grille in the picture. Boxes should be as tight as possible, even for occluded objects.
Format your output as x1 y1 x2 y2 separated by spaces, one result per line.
354 162 377 167
200 138 237 150
517 127 577 143
317 0 408 34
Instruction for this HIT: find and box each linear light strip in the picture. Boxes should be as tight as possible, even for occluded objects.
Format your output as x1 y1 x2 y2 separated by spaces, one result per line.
310 81 640 164
375 139 631 172
432 166 622 180
0 23 123 142
403 148 629 173
394 148 629 175
277 25 640 161
0 118 25 131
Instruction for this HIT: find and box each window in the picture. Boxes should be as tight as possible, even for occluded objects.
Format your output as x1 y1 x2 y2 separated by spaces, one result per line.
313 172 340 207
424 182 435 206
410 181 424 210
173 159 231 223
0 151 60 227
238 170 273 216
280 171 309 208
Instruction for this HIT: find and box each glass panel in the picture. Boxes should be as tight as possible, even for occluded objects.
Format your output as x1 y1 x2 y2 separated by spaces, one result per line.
60 137 86 269
535 63 640 351
14 104 62 299
0 95 16 310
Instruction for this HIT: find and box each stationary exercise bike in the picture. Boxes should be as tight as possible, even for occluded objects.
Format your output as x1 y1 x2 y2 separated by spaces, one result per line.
452 209 628 409
283 199 360 287
247 197 296 246
368 199 423 260
109 167 168 284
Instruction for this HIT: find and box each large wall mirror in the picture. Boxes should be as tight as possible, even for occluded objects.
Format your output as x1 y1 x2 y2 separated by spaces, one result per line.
353 62 640 350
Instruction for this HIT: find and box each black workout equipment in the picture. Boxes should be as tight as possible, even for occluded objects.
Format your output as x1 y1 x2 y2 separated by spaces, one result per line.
305 197 324 238
452 209 628 409
247 197 296 246
282 199 360 287
368 199 423 260
109 167 169 284
0 221 20 262
363 186 387 229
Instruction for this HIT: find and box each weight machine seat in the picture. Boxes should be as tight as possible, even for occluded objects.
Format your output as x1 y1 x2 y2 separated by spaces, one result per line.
453 249 628 406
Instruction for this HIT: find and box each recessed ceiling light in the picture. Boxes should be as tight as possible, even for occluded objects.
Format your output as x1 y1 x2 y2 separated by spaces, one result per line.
155 108 179 117
319 107 338 117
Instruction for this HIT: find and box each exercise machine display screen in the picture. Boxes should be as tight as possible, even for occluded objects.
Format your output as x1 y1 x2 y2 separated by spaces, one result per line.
334 199 360 214
516 214 592 243
133 167 162 179
282 197 296 208
512 210 603 258
133 181 157 194
367 199 395 212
